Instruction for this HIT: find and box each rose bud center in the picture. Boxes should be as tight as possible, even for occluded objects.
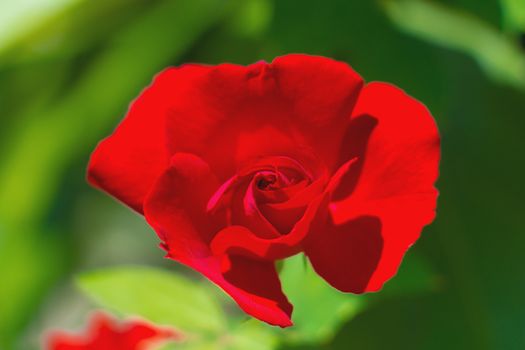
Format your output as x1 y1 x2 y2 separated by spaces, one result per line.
208 156 325 238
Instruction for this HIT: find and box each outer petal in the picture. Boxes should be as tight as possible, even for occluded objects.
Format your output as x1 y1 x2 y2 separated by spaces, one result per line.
271 54 363 127
143 153 293 327
304 215 384 293
164 62 297 179
164 54 363 178
310 82 440 293
87 65 211 212
271 54 364 168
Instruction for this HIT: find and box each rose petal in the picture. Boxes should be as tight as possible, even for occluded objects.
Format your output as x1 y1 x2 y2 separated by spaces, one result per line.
328 82 440 292
164 55 363 179
143 153 292 327
165 253 293 327
331 115 378 200
144 152 222 246
210 194 325 261
272 54 364 168
87 65 211 212
258 176 328 234
304 216 384 293
163 62 295 179
234 177 281 238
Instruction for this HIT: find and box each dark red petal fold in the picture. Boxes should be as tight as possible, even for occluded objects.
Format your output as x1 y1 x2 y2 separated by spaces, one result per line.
324 82 440 292
143 153 292 327
304 215 384 293
87 65 211 212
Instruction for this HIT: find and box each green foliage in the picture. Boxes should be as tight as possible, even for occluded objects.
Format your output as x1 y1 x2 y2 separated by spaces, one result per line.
76 266 225 334
227 0 273 38
219 321 277 350
373 251 437 298
77 266 278 349
0 0 79 52
74 258 434 349
382 0 525 91
280 255 363 344
500 0 525 32
0 229 67 349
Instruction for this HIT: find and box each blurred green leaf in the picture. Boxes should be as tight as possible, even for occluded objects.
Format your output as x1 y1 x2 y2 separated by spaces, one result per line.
0 1 231 346
0 0 79 52
0 0 148 63
227 0 273 38
76 266 225 334
0 229 66 349
226 321 277 350
169 320 277 350
279 254 363 344
0 0 230 226
371 251 438 299
501 0 525 32
169 343 217 350
278 252 437 346
382 0 525 90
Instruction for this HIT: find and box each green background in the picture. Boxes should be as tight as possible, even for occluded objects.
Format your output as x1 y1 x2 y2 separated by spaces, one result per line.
0 0 524 349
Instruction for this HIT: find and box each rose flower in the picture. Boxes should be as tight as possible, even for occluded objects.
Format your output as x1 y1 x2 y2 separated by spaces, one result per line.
46 312 179 350
88 54 440 327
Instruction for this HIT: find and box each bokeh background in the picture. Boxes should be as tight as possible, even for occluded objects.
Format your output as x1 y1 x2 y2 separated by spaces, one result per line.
1 0 524 349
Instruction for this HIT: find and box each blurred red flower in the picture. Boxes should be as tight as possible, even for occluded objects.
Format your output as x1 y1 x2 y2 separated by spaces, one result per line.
88 54 440 327
46 313 179 350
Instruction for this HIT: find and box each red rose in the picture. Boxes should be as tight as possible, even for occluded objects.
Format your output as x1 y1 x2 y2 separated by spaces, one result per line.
46 312 179 350
88 54 440 327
